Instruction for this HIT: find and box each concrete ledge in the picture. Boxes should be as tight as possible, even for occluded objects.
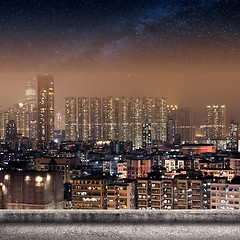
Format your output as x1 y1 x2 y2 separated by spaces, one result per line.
1 210 240 224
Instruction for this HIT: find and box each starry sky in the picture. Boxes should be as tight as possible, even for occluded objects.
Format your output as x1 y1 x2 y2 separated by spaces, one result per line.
1 0 240 125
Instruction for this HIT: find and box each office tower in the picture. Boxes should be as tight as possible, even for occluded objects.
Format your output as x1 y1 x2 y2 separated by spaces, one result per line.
37 74 54 145
206 105 226 139
65 97 77 141
130 97 142 149
107 179 136 209
230 120 238 152
102 97 119 141
142 123 152 149
0 171 64 209
90 98 102 141
6 120 17 141
119 97 130 142
78 97 90 141
153 97 167 143
25 78 36 113
177 107 194 143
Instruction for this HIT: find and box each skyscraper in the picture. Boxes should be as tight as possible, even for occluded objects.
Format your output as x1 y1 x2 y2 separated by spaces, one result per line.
78 97 90 141
65 97 77 141
26 78 37 136
142 97 154 125
119 97 130 142
230 120 238 152
55 108 65 131
142 123 152 149
102 97 119 141
153 97 167 143
130 97 142 149
177 107 194 143
25 78 36 113
37 74 54 145
206 105 226 139
6 120 17 141
90 98 102 141
166 105 179 144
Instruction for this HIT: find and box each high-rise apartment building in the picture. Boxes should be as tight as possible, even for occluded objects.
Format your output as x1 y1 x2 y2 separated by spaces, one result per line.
167 119 175 144
6 120 17 141
90 98 102 141
102 97 119 141
78 97 90 141
65 97 77 141
230 120 238 152
153 97 167 143
76 96 168 147
119 97 130 142
55 108 65 131
177 107 194 143
142 123 152 149
15 103 30 138
37 74 54 145
130 97 142 149
206 105 226 139
25 78 37 133
0 111 9 139
167 105 178 144
25 78 36 113
142 97 154 124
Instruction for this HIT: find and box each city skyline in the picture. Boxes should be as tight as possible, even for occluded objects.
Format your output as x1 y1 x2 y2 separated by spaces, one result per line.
0 1 239 124
3 3 240 239
0 77 233 127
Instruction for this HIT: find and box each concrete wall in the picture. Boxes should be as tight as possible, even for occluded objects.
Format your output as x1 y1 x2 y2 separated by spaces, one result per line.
1 210 240 224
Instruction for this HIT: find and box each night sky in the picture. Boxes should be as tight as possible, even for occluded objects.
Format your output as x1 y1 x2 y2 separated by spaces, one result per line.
1 0 240 124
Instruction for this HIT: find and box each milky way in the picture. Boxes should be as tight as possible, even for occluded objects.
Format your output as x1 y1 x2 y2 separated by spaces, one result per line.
0 0 240 69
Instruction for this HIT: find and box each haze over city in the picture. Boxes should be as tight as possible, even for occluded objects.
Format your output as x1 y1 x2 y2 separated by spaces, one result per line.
3 4 240 239
0 1 240 124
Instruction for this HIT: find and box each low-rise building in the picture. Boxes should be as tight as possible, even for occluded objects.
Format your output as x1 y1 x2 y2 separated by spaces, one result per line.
117 161 127 179
71 175 110 209
210 177 240 210
137 179 163 210
36 157 81 183
0 171 64 209
107 179 136 209
127 159 151 179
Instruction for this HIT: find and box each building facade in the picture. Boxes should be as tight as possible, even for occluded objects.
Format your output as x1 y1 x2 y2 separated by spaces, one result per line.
65 97 77 141
37 74 54 145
